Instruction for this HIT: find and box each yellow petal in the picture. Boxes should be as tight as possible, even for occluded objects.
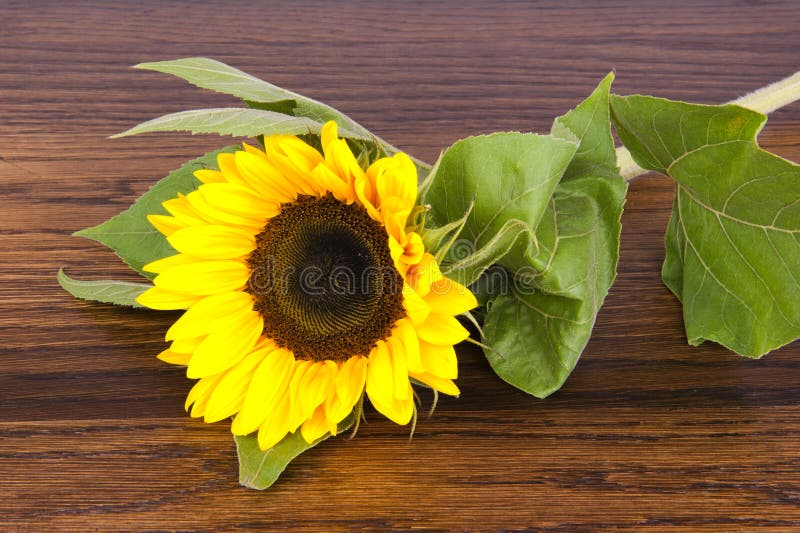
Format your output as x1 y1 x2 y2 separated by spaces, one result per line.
400 231 425 266
393 319 424 374
387 335 410 401
366 341 392 406
406 253 443 297
280 136 324 171
167 225 256 260
147 214 185 236
415 313 471 346
198 182 282 220
409 371 460 397
235 151 297 202
157 349 191 366
419 341 458 379
194 168 225 184
381 198 410 244
162 194 208 226
136 286 201 310
170 335 205 354
301 404 331 443
311 163 353 203
354 173 380 221
231 346 294 435
424 278 478 316
287 360 313 432
403 283 431 325
289 361 335 432
257 392 291 450
335 355 367 410
186 310 263 378
153 260 250 296
327 139 364 184
166 291 254 341
271 138 325 194
373 152 417 216
184 189 267 230
142 253 197 274
242 142 266 158
203 349 265 423
321 121 339 152
185 373 224 416
366 342 414 425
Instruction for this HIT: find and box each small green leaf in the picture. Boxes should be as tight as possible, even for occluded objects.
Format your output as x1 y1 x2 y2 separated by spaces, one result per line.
612 95 800 357
423 132 578 286
111 108 328 139
235 414 355 490
75 146 238 278
57 268 150 307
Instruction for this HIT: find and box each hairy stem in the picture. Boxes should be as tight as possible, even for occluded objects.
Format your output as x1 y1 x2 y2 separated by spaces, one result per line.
618 71 800 181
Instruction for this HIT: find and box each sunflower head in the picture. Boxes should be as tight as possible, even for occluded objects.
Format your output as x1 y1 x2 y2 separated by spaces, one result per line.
137 121 477 450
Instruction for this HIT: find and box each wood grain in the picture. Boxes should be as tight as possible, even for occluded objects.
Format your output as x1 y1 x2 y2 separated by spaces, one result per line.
2 0 800 530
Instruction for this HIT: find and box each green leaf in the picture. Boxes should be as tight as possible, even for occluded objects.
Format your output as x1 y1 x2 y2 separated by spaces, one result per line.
75 146 238 279
425 75 626 397
612 95 800 357
482 75 625 397
482 176 626 397
235 413 355 490
135 57 371 140
610 96 765 175
57 268 150 307
110 108 326 139
423 132 578 286
135 58 429 171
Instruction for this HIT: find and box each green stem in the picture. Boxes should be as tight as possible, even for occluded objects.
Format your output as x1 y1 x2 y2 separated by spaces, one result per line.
618 71 800 181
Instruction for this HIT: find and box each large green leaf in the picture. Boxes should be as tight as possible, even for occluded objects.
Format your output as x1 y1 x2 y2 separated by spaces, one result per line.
75 146 238 278
57 268 150 307
422 76 627 398
481 75 627 397
235 414 355 490
423 132 578 286
111 108 327 139
482 176 625 396
612 95 800 357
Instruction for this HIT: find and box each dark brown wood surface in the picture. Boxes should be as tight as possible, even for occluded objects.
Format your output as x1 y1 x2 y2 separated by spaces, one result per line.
2 1 800 530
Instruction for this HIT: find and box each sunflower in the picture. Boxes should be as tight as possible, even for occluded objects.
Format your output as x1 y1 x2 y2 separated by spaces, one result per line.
136 121 477 450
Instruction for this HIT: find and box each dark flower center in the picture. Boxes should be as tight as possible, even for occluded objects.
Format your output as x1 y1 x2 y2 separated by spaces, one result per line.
246 193 405 361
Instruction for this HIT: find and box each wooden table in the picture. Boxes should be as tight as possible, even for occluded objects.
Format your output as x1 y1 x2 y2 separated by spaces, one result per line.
3 1 799 530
